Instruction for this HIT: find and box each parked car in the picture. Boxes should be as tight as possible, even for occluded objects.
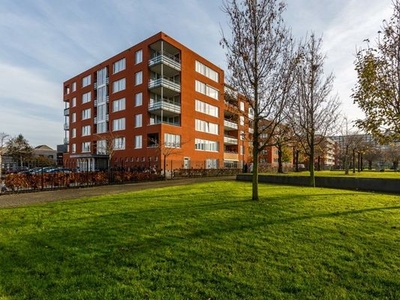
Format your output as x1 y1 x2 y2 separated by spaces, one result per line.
29 167 54 174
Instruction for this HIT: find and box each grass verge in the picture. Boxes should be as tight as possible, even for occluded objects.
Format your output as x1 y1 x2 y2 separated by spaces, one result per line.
272 170 400 179
0 181 399 299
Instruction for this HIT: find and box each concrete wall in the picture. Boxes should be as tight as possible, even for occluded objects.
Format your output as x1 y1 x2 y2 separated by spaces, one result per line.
236 174 400 194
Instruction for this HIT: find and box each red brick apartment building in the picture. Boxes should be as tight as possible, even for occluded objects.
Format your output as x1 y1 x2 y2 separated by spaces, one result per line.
62 32 250 172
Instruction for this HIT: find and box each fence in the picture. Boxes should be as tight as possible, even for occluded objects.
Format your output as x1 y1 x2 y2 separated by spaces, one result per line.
0 167 240 195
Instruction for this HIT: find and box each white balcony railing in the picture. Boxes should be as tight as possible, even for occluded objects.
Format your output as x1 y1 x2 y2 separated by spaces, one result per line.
148 100 181 114
149 78 181 93
224 136 238 145
149 53 181 71
224 119 238 130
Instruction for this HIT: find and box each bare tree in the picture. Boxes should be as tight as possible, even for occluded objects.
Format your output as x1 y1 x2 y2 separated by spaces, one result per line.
270 123 295 173
151 137 185 180
383 142 400 171
94 132 120 171
288 34 341 186
363 140 383 170
221 0 296 200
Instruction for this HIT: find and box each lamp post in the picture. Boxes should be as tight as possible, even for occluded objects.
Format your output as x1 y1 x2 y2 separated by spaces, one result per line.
0 133 9 180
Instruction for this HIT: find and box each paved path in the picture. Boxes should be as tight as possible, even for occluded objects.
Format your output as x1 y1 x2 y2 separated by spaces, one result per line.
0 176 236 209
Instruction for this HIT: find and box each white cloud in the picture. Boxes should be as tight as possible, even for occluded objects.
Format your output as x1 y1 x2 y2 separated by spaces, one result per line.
0 63 61 109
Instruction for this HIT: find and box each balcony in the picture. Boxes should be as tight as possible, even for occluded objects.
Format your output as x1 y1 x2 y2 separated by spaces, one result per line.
64 108 70 116
64 123 69 130
149 78 181 97
63 137 69 145
148 100 181 117
224 119 238 130
149 52 181 77
224 136 238 145
224 152 239 161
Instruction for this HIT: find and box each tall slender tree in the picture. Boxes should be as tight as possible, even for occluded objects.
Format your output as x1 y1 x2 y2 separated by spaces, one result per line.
353 0 400 143
6 134 33 168
288 34 340 186
221 0 296 200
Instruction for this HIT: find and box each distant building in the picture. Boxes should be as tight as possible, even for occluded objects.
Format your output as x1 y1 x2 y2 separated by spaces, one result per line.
33 145 57 162
316 137 337 170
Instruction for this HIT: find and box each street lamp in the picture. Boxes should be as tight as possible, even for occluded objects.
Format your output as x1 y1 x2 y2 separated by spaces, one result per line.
0 133 9 181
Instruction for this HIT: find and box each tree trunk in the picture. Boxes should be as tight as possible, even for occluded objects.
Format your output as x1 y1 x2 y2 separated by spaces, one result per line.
295 150 299 172
309 143 316 187
277 146 283 173
252 119 259 200
344 145 349 175
352 149 356 174
252 147 259 201
163 155 167 180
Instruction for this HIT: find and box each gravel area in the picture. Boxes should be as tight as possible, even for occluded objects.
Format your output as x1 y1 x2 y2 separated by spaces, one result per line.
0 176 236 209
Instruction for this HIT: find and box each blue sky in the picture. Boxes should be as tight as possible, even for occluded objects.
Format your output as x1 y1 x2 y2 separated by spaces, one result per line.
0 0 392 148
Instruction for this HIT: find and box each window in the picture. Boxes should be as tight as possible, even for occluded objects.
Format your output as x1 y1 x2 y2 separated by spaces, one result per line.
195 139 219 152
82 75 91 87
164 133 181 148
205 159 218 169
72 97 76 107
195 100 219 117
240 116 244 126
135 92 143 107
248 107 254 120
195 119 219 135
135 114 142 128
135 135 142 149
112 98 126 112
195 80 219 100
72 143 76 153
135 71 143 85
113 137 126 150
97 140 106 155
71 128 76 138
113 58 126 74
72 82 76 92
97 67 108 86
82 142 91 152
97 122 107 134
135 50 143 64
82 108 91 120
71 113 76 123
113 78 126 93
82 92 91 104
240 101 245 111
82 125 91 136
112 118 126 131
195 61 219 82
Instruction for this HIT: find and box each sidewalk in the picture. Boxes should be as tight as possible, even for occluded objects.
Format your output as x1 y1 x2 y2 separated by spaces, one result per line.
0 176 236 209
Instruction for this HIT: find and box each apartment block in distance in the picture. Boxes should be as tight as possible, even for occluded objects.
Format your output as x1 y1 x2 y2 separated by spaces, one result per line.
62 32 250 172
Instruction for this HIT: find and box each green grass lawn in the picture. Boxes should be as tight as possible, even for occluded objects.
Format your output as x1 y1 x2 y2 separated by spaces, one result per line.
1 181 400 299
